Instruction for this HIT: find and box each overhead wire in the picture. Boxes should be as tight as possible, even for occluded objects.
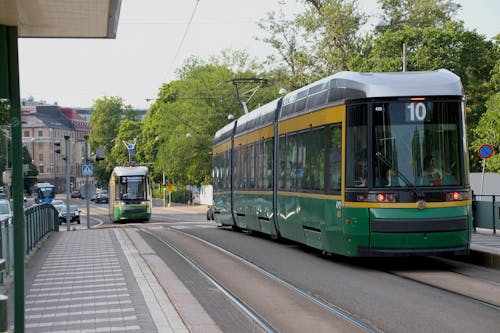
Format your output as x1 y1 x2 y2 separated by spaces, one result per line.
164 0 201 82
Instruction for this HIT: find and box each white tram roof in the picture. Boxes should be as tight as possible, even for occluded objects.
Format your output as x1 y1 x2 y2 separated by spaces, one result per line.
112 166 149 177
284 69 463 102
213 69 463 144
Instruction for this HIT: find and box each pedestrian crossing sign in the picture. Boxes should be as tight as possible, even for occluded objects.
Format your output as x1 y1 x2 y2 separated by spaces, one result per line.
82 164 93 176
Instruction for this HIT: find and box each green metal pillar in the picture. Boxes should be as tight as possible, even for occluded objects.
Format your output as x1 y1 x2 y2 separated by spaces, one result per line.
0 25 24 333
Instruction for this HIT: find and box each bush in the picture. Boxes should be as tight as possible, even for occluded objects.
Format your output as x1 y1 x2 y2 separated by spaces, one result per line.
153 188 192 204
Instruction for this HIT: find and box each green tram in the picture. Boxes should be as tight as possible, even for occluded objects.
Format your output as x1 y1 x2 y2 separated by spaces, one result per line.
212 69 472 257
109 166 152 222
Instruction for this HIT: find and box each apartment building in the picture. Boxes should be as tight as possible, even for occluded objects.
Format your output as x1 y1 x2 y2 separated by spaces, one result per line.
21 103 91 193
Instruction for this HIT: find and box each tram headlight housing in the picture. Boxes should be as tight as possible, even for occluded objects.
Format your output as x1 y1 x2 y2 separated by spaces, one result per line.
375 193 396 203
446 191 469 201
355 193 397 203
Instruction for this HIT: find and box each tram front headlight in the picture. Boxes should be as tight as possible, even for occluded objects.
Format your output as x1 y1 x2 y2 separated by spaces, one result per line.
446 191 469 201
354 193 397 202
376 193 396 203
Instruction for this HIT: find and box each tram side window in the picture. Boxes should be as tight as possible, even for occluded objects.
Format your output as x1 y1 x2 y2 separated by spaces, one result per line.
213 155 219 192
225 151 231 191
305 127 325 191
249 144 256 189
241 146 248 189
279 128 326 192
286 133 298 189
264 139 273 189
296 132 306 189
279 135 286 189
233 147 240 189
255 142 262 189
346 104 368 188
328 125 342 192
256 140 272 190
220 154 225 192
218 152 227 192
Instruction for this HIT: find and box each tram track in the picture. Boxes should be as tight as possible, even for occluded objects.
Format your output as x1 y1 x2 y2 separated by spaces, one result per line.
137 225 381 333
387 268 500 311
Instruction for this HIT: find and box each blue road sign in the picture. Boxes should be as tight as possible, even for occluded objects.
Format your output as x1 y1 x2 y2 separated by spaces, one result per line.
82 164 93 176
478 144 494 159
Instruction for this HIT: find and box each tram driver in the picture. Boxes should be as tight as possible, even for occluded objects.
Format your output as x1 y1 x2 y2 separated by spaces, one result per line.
419 155 443 185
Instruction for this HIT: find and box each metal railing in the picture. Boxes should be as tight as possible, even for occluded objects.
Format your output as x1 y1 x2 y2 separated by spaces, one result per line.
472 194 499 235
0 203 59 283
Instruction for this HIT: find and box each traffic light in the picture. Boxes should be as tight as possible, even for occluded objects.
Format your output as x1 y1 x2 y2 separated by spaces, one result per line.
95 148 105 161
54 140 66 158
54 140 61 154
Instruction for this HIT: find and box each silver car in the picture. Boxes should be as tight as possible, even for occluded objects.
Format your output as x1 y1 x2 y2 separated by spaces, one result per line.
57 205 81 224
0 199 12 223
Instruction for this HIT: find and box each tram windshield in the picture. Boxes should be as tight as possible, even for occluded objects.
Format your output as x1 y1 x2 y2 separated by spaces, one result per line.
118 176 148 201
372 100 463 188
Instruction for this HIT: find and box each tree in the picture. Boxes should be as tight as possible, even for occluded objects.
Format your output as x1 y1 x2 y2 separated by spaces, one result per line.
89 96 128 186
110 119 142 165
257 2 312 90
377 0 460 30
22 145 38 194
472 61 500 172
0 99 9 125
351 4 499 171
142 52 281 186
299 0 366 76
0 131 9 184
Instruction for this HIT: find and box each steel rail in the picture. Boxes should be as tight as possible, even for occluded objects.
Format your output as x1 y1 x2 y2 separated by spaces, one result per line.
138 227 277 333
141 225 379 333
388 271 500 311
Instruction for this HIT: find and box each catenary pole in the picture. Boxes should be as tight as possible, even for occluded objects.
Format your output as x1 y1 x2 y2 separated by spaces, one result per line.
85 136 90 229
65 136 71 231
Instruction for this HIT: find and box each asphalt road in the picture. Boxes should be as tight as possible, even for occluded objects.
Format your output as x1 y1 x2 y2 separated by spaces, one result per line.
66 202 500 332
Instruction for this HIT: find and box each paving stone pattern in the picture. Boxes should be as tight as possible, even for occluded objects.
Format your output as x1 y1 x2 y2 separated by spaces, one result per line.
24 229 158 333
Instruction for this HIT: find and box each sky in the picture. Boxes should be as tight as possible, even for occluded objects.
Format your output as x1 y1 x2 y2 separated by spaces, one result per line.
18 0 499 110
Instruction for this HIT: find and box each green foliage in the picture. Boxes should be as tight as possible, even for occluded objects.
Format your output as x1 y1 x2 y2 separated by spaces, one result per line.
471 92 500 172
89 96 130 185
349 5 499 171
257 3 313 90
22 145 38 193
0 132 8 184
378 0 460 30
142 52 281 186
87 0 499 182
0 99 9 125
472 62 500 172
299 0 366 76
110 119 142 165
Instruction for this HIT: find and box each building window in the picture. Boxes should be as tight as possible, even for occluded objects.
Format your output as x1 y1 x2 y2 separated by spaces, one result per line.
39 154 44 161
24 130 30 137
39 165 44 173
38 130 43 137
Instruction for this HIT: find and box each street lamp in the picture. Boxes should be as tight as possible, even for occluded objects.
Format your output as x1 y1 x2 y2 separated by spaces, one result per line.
375 18 407 72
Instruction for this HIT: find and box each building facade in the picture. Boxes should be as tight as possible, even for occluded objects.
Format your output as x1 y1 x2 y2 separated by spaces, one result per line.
21 102 92 193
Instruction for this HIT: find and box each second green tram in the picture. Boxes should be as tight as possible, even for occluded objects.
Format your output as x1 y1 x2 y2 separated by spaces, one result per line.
212 69 472 257
109 166 152 222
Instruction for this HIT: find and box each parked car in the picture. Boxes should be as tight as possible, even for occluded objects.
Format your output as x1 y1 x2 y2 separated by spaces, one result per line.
94 193 109 204
57 205 81 224
51 200 65 211
71 190 81 198
0 199 12 223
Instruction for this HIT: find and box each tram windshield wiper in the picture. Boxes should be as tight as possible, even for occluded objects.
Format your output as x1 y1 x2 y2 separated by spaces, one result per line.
375 152 424 200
